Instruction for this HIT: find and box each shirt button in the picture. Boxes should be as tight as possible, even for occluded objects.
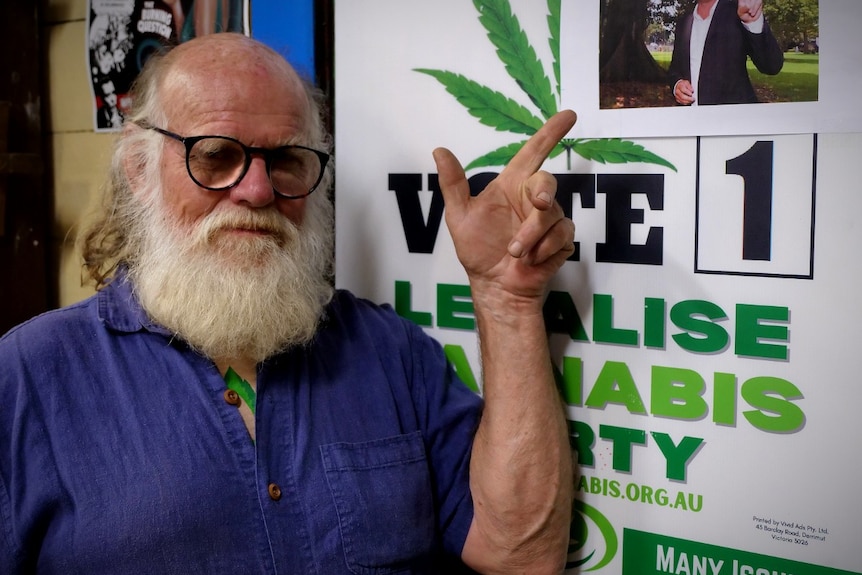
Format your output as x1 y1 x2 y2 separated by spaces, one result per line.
224 389 241 407
268 483 282 501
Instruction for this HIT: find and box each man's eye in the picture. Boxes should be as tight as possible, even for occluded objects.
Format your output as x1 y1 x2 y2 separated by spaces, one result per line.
193 140 243 164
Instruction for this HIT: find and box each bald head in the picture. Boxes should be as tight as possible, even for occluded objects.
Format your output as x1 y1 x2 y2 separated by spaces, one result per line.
167 36 305 114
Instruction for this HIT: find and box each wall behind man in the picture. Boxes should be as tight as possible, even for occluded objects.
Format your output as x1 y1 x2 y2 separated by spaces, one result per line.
44 0 112 306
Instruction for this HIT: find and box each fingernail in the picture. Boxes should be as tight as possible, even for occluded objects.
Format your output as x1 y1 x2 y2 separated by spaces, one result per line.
538 192 552 205
508 240 524 258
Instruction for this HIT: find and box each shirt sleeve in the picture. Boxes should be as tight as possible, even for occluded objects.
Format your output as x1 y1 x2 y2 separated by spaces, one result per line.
402 318 484 557
742 13 765 34
0 326 47 573
0 462 23 573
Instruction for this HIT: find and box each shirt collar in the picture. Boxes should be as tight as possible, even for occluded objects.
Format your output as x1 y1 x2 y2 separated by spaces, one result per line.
97 269 172 336
694 0 720 22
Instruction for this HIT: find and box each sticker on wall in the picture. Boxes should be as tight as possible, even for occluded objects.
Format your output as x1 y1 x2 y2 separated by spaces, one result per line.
561 0 861 138
86 0 249 133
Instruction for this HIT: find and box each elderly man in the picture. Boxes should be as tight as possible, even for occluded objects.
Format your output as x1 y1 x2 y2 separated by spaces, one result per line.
0 33 575 574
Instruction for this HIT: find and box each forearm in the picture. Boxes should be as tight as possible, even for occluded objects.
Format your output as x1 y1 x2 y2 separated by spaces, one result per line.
463 285 573 574
432 110 578 572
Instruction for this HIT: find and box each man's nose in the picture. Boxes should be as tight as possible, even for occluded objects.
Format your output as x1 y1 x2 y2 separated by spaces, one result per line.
229 155 274 207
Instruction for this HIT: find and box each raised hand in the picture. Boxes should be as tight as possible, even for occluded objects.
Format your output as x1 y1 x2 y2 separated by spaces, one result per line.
737 0 763 23
432 110 577 302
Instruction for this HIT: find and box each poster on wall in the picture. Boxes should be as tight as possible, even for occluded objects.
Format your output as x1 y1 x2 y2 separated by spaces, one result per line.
86 0 249 132
333 1 862 573
565 0 859 137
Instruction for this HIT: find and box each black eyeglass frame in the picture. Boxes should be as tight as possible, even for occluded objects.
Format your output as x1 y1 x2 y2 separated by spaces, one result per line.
144 125 330 199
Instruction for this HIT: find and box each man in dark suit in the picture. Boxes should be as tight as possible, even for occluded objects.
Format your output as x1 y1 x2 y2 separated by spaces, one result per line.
96 78 123 129
668 0 784 105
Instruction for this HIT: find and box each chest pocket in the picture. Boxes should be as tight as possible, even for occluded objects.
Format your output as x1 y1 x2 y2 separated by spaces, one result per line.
320 431 437 574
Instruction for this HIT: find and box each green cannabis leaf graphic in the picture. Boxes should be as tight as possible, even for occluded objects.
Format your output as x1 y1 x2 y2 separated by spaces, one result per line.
415 0 677 173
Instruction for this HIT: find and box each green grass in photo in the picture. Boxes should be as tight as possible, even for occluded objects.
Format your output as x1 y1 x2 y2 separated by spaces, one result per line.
649 50 818 103
749 53 818 102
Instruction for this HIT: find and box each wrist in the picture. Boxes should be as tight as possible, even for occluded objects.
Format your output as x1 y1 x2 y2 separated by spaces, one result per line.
741 13 764 32
468 278 546 326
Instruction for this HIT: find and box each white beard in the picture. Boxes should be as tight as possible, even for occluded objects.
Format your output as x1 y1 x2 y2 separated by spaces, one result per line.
127 189 334 363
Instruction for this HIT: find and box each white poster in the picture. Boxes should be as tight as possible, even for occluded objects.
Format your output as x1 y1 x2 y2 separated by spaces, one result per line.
334 1 862 573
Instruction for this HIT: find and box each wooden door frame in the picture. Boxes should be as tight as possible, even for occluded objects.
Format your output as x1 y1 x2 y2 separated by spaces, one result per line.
0 0 52 334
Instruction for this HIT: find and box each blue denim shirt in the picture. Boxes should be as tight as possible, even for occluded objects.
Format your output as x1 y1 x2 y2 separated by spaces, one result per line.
0 278 482 574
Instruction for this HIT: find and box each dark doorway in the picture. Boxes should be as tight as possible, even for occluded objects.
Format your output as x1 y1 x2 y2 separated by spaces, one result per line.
0 1 51 335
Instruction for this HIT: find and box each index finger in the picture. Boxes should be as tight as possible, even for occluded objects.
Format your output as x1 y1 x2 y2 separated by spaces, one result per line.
504 110 577 176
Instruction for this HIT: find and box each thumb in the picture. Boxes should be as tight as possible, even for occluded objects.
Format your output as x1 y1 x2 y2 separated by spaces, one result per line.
433 147 470 219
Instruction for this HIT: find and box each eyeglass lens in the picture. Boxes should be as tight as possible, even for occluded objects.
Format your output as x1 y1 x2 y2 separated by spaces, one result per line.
188 136 323 197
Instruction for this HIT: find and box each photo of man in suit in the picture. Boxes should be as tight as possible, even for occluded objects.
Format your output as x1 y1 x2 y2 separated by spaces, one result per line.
668 0 784 105
96 78 123 129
